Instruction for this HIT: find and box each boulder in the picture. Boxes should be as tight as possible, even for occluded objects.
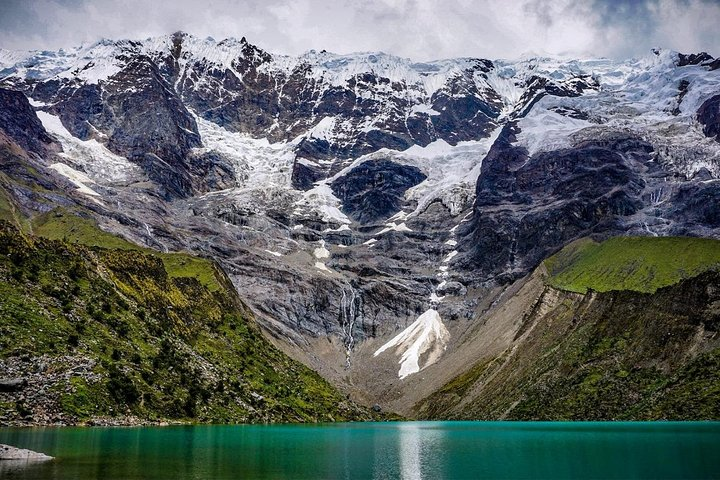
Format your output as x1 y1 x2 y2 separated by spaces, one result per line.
437 281 467 296
0 444 53 461
0 378 27 392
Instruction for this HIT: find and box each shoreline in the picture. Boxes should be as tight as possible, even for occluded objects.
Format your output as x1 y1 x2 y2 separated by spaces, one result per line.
2 419 719 429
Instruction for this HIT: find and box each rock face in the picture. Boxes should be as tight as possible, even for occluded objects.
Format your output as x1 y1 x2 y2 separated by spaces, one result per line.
0 33 597 198
6 45 206 199
0 88 57 156
0 36 720 418
698 94 720 142
461 126 650 282
331 160 427 223
0 444 53 460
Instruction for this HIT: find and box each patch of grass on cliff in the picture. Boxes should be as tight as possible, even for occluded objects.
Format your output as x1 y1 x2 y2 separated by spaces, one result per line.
32 210 137 250
0 180 29 231
545 236 720 293
32 210 221 291
0 186 15 223
158 254 222 292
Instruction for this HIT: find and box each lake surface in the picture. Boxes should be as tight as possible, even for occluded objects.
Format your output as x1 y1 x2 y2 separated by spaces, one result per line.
1 421 718 479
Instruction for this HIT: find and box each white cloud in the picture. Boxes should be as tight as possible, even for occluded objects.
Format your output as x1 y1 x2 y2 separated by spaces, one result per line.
0 0 718 60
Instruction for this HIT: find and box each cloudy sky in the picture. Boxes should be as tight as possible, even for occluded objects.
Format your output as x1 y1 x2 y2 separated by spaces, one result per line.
1 0 718 60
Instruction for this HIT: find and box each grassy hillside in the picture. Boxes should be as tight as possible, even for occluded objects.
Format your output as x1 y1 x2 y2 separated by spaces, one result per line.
545 236 720 293
417 236 720 421
31 210 223 292
0 220 374 424
418 272 720 420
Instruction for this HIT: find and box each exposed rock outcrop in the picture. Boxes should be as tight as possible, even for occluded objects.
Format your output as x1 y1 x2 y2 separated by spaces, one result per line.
0 378 27 392
0 88 58 156
0 444 53 461
698 94 720 142
331 159 427 223
461 126 649 282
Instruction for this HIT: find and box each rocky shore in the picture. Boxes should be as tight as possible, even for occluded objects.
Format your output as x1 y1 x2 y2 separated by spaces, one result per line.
0 354 190 427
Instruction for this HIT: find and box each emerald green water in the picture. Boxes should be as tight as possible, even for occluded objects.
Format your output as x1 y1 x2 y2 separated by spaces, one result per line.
1 422 718 479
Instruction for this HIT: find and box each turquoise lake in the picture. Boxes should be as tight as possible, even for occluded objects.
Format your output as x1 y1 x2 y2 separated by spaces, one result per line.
1 421 718 479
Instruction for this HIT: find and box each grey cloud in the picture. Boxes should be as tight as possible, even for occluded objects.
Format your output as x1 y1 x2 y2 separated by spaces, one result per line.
523 0 563 27
0 0 717 60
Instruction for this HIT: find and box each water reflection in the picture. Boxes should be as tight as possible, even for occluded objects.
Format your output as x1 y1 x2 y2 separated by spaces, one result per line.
395 422 446 480
0 459 51 478
399 423 422 479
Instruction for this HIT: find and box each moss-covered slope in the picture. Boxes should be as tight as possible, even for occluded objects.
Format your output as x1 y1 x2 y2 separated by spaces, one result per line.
416 236 720 420
30 210 224 292
0 220 374 425
545 236 720 294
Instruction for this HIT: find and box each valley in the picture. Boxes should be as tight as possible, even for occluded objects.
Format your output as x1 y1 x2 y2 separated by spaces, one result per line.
0 33 719 422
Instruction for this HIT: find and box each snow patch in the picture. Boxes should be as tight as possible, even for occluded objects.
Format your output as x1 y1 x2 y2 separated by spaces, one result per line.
516 102 592 156
295 183 352 225
49 163 101 197
314 261 330 272
194 115 295 190
378 222 413 235
429 292 445 304
264 249 282 257
323 224 351 233
399 129 503 216
28 97 49 107
374 308 450 379
410 104 440 116
307 116 337 141
313 240 330 259
37 111 140 184
388 210 409 222
402 139 454 158
443 250 458 263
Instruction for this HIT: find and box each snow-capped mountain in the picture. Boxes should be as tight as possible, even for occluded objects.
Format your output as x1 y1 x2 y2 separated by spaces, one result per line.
1 32 719 414
0 32 598 195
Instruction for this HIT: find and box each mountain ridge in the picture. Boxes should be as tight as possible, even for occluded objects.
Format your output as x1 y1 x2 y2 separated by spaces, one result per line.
0 32 719 419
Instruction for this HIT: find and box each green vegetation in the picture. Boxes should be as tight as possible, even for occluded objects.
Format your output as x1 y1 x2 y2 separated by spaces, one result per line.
420 286 720 420
0 220 374 424
31 210 222 291
435 358 496 398
31 210 138 250
0 185 15 224
417 237 720 421
504 322 720 421
545 236 720 293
